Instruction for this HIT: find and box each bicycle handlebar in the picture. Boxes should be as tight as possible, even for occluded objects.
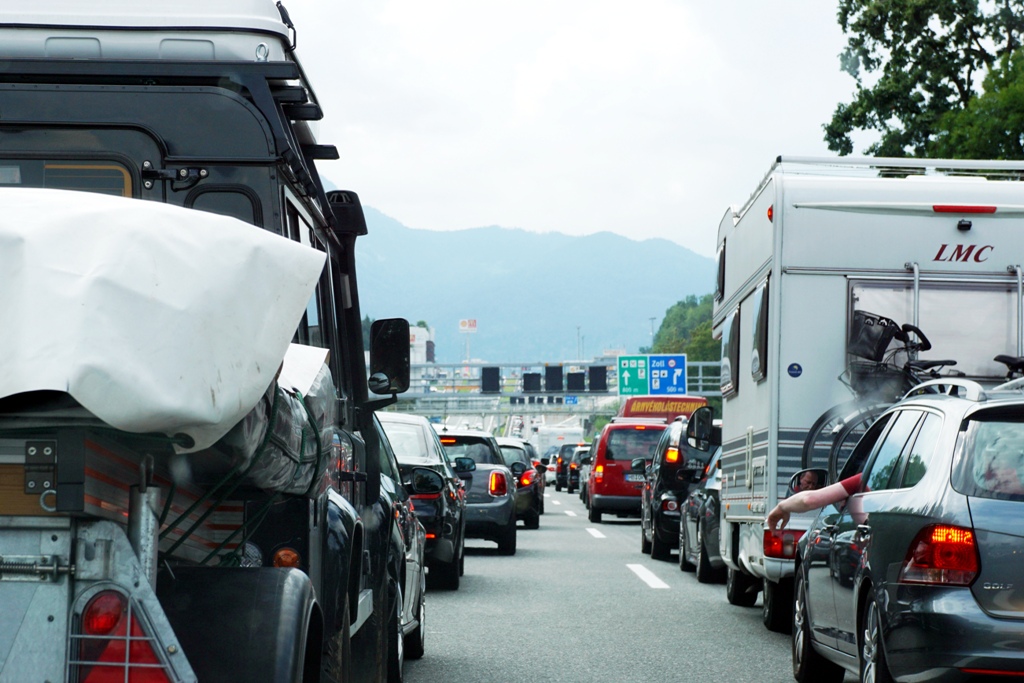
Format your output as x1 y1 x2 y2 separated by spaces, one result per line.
900 324 932 352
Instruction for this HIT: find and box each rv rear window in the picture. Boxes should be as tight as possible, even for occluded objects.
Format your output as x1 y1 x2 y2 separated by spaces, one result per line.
751 280 769 382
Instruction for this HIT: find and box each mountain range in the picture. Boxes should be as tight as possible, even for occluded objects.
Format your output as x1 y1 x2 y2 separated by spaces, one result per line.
354 207 715 363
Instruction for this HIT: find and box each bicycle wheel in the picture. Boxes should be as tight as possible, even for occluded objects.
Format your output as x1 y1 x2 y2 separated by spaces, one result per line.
801 400 863 471
827 403 888 481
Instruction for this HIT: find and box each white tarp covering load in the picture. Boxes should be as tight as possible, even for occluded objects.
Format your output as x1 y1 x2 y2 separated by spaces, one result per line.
0 188 326 452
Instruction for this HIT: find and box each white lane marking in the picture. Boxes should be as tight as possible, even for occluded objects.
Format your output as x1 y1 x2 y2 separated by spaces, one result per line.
552 500 562 505
586 528 605 538
627 564 670 589
544 493 551 498
565 510 578 517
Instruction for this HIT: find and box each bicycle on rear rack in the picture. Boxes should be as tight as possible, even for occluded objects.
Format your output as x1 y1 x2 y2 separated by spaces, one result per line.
800 312 959 479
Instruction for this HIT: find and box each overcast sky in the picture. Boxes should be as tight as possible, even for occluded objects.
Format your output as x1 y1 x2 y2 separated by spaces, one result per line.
284 1 860 258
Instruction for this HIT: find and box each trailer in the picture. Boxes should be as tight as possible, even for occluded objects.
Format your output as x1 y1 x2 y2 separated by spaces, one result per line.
714 156 1024 632
0 3 424 681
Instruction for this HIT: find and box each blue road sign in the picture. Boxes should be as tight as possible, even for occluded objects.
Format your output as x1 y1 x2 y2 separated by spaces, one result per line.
565 395 579 405
648 354 688 395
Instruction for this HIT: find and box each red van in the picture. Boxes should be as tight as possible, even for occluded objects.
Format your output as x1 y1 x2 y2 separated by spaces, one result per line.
585 418 667 523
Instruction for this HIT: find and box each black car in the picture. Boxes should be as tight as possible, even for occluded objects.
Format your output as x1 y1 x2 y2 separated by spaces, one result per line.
566 445 589 494
554 441 584 491
679 446 726 583
793 378 1024 682
497 437 545 529
378 411 469 589
639 418 712 560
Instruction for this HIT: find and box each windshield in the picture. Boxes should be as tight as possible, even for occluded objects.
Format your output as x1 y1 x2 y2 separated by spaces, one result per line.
441 435 503 465
953 415 1024 500
499 445 530 467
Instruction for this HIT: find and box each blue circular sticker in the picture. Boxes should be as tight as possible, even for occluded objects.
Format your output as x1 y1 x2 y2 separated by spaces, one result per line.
788 363 803 378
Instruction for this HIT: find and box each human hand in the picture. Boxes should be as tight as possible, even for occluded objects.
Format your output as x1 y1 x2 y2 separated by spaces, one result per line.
766 504 789 530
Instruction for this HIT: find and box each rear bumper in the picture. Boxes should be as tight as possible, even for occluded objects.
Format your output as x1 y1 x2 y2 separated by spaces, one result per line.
883 585 1024 682
654 509 681 546
591 494 641 514
465 497 514 539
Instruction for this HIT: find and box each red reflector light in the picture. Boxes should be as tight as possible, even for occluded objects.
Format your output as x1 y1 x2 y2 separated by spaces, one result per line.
83 591 126 636
763 529 805 559
273 548 302 568
489 471 508 497
665 447 679 463
933 205 997 214
899 525 978 585
661 499 679 512
767 204 774 222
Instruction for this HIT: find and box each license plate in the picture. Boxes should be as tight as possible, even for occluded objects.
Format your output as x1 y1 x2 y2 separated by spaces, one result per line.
624 473 644 482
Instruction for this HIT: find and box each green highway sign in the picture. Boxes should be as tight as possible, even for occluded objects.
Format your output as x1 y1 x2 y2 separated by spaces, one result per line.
617 355 649 395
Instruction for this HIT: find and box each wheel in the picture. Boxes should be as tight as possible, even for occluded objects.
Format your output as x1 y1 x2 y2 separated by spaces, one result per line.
323 587 353 683
650 531 670 561
763 578 794 633
695 528 725 583
679 523 695 572
726 566 758 607
588 504 602 523
458 534 465 576
802 400 861 470
404 572 425 660
555 482 562 492
860 596 895 683
386 580 404 683
640 521 652 554
567 482 575 494
497 519 517 555
793 568 845 682
524 503 540 530
431 556 460 590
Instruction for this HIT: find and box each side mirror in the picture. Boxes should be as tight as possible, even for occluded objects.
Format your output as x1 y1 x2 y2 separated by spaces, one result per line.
509 461 528 477
686 406 719 451
369 318 410 395
535 463 548 472
788 468 829 497
453 456 477 474
580 455 591 466
630 457 646 473
407 467 444 496
540 458 550 466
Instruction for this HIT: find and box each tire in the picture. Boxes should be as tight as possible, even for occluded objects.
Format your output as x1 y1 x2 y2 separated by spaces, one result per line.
640 521 652 554
567 482 575 494
404 572 425 661
650 531 670 561
695 529 725 583
430 556 460 590
793 569 845 683
860 596 895 683
524 504 540 530
678 523 695 572
324 588 353 683
386 580 404 683
555 482 562 492
763 578 794 634
588 504 602 523
726 566 759 607
497 519 517 555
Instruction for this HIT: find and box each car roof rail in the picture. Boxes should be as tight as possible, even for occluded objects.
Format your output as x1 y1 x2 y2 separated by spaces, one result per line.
904 378 987 402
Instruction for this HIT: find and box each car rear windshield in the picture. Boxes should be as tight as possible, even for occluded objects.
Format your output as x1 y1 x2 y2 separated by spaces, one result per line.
604 428 663 461
499 445 530 467
953 415 1024 501
441 436 503 465
381 422 438 466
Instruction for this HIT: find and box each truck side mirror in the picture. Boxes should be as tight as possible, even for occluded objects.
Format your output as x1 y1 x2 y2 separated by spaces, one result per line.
686 406 718 451
369 318 410 394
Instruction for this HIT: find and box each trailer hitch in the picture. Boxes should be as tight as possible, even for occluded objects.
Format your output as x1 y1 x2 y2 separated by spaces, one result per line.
0 555 74 582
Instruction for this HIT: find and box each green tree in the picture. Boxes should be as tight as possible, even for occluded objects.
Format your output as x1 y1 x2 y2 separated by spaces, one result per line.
931 48 1024 158
825 0 1024 157
652 293 715 358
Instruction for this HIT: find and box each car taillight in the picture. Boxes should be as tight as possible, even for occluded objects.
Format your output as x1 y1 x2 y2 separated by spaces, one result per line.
665 447 679 463
594 465 604 481
898 525 979 585
489 471 508 496
77 590 172 683
569 462 577 470
519 469 535 487
410 492 442 501
660 499 678 512
764 529 804 559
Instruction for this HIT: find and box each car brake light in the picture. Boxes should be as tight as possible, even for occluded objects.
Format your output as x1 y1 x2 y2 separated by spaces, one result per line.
660 499 678 512
763 529 804 559
899 525 979 585
665 447 679 463
77 590 172 683
569 462 577 470
519 469 534 487
932 205 997 214
440 437 456 445
410 492 442 501
634 425 647 430
594 465 604 481
489 471 508 496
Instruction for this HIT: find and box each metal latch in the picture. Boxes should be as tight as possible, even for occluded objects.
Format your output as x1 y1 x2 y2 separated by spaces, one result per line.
24 440 56 495
0 555 74 582
140 161 208 191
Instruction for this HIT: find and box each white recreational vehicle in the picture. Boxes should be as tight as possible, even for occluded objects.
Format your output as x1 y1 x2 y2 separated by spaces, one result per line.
713 156 1024 632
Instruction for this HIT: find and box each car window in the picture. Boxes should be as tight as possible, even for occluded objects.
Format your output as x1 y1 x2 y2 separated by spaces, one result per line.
380 420 438 466
605 428 663 461
862 410 922 492
441 435 503 465
899 412 941 488
838 412 893 481
953 414 1024 500
374 416 402 481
